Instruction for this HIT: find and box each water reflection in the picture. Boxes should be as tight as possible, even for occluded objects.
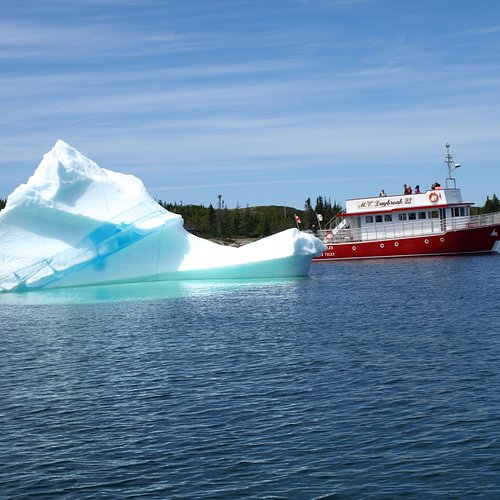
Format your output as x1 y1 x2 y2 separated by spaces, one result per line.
0 277 307 306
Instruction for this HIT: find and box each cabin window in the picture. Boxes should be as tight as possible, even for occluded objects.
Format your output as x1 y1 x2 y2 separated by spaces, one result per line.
452 207 466 217
430 210 439 219
384 214 392 222
418 212 426 219
365 215 373 223
375 215 383 223
408 213 416 220
398 213 407 221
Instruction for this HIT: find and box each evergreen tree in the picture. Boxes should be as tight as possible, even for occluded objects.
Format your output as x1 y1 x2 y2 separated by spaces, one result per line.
231 204 242 237
315 196 324 220
304 197 314 229
484 194 500 213
207 204 217 238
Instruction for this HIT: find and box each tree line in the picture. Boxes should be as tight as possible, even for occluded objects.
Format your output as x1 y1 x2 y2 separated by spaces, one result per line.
471 194 500 215
158 196 343 240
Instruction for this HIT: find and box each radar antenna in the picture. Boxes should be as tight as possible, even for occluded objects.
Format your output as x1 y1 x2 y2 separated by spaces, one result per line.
445 143 460 188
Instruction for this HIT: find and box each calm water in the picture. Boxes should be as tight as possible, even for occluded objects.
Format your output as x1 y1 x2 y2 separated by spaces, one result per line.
1 256 499 498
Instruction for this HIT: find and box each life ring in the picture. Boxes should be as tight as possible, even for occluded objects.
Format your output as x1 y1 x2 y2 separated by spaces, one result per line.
429 192 439 203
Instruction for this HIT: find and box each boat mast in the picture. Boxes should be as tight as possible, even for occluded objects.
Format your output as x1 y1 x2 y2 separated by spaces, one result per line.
445 143 460 188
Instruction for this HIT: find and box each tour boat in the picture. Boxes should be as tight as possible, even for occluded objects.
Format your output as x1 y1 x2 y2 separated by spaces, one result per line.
313 145 500 261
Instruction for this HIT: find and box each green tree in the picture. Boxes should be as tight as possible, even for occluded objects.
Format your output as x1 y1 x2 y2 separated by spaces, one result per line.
304 197 314 229
484 194 500 213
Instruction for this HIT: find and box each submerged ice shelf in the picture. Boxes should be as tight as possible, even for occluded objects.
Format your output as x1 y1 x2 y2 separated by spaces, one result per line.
0 141 326 292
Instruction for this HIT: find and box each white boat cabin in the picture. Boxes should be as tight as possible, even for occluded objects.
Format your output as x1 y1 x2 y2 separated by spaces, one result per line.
333 188 472 242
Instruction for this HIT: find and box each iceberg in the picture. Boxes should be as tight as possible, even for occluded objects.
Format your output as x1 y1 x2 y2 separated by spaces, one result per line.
0 141 326 292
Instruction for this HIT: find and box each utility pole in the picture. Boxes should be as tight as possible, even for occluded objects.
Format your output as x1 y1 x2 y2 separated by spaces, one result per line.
217 194 222 241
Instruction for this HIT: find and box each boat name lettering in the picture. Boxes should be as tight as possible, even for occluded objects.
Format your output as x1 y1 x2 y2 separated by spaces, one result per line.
357 197 413 209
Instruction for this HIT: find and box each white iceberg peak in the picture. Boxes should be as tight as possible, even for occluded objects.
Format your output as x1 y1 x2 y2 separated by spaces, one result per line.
6 140 163 224
0 142 326 292
51 139 83 161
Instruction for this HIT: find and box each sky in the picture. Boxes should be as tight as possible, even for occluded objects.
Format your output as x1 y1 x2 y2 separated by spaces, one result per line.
1 0 500 210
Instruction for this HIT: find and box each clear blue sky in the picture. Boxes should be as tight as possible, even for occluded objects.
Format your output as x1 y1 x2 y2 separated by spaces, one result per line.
1 0 500 209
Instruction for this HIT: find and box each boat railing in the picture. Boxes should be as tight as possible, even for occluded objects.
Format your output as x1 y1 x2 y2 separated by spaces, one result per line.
324 210 346 233
315 211 500 244
467 211 500 228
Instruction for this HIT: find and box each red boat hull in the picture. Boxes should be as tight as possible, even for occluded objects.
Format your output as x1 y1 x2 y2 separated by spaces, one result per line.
314 225 500 261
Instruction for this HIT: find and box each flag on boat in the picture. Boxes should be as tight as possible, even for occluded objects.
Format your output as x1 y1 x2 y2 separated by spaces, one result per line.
316 213 323 222
294 214 301 224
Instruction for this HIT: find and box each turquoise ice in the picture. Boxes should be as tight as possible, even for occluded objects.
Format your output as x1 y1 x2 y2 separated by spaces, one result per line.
0 141 325 292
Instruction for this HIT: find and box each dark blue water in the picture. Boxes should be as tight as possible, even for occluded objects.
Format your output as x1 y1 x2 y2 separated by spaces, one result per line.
1 256 499 498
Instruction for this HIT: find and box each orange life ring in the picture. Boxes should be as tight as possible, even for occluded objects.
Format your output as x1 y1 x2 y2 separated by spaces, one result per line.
429 192 439 203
